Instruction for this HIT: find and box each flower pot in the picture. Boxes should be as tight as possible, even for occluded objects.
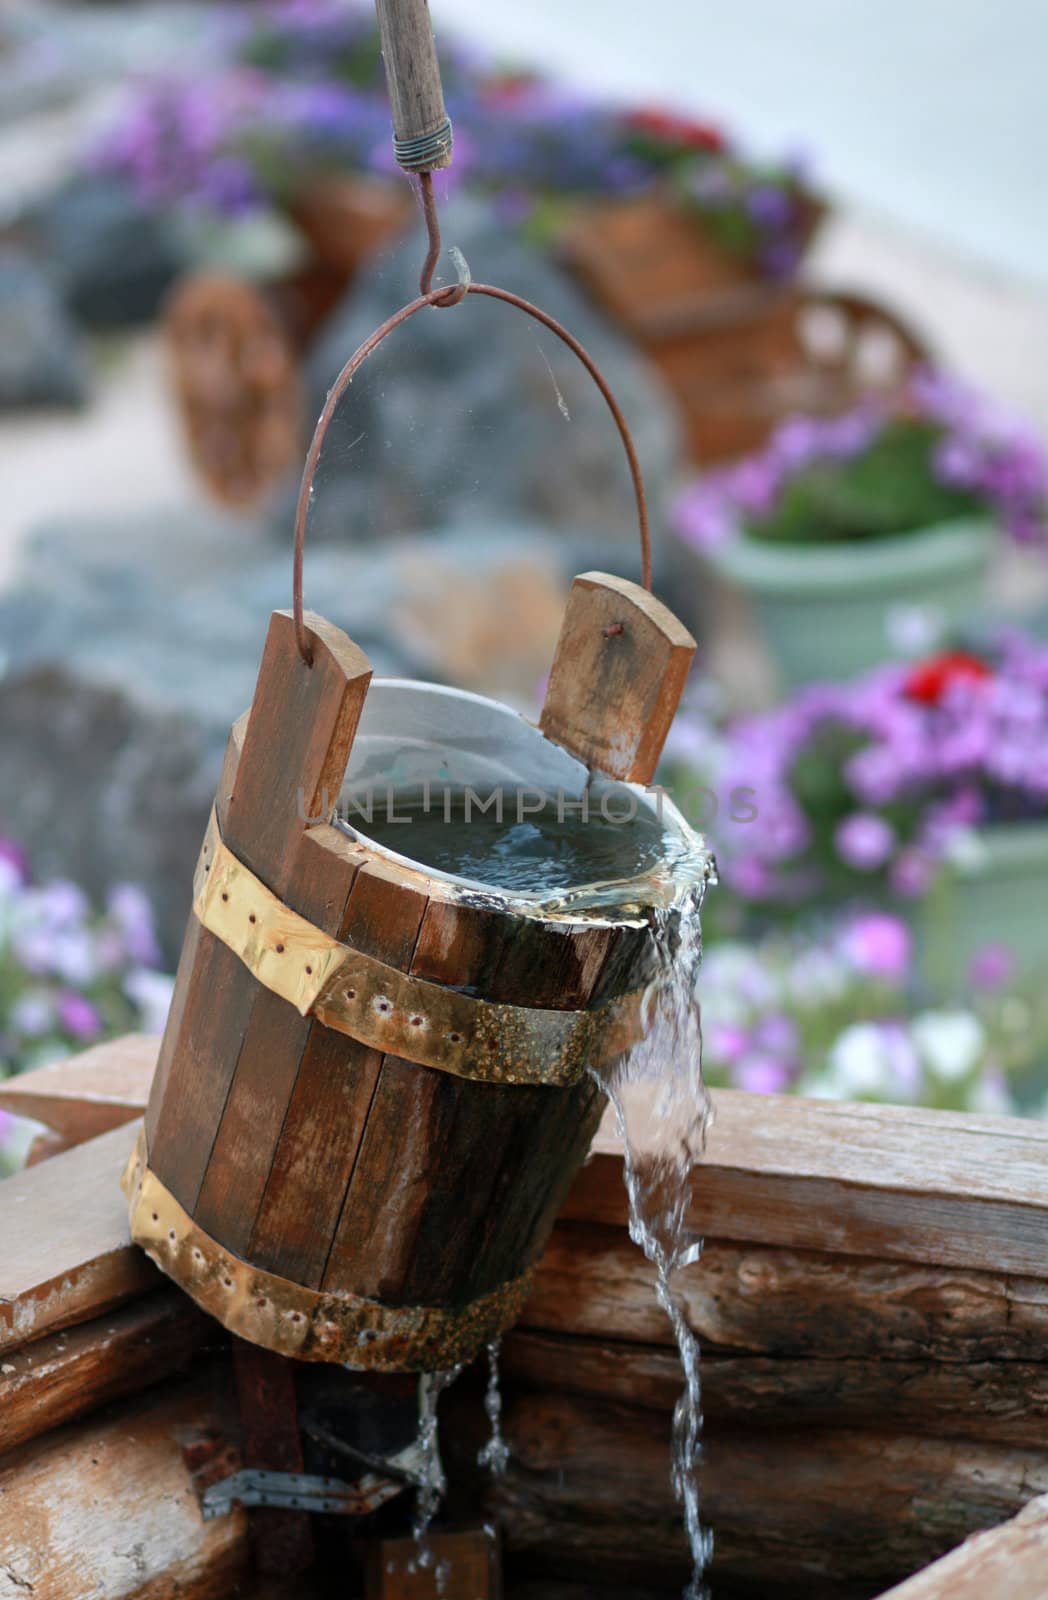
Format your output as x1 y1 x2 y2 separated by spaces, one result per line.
916 821 1048 999
285 175 414 278
560 192 825 334
700 517 995 688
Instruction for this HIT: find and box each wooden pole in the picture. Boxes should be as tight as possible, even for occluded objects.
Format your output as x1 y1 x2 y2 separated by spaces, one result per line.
374 0 454 171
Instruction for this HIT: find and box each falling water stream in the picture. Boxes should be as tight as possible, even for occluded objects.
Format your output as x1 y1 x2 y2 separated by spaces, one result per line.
596 880 714 1598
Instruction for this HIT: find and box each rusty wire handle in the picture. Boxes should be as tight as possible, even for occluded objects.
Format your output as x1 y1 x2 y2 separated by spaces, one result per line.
292 189 653 667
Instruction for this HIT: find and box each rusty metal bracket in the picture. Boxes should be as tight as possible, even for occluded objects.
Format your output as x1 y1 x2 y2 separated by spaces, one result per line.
201 1435 426 1521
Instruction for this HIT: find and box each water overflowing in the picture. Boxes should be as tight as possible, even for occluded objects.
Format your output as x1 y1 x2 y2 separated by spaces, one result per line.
349 791 670 897
595 874 715 1600
476 1336 510 1476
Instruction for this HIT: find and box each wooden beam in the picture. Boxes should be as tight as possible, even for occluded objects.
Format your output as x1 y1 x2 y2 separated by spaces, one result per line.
502 1329 1048 1448
0 1374 247 1598
568 1091 1048 1278
873 1492 1048 1599
449 1391 1048 1598
0 1035 159 1144
0 1121 151 1357
9 1039 1047 1282
523 1222 1048 1362
0 1290 214 1457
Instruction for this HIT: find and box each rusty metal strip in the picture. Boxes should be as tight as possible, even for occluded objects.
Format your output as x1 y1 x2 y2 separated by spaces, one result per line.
124 1130 534 1372
193 813 646 1087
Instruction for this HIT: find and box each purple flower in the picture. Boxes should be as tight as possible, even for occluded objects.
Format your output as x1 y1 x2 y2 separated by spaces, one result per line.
746 184 792 229
968 943 1016 991
107 885 162 968
705 1021 749 1065
735 1055 792 1094
835 813 896 872
0 838 29 885
57 992 103 1041
38 881 89 928
752 1012 799 1057
843 913 912 979
890 850 934 898
673 480 738 551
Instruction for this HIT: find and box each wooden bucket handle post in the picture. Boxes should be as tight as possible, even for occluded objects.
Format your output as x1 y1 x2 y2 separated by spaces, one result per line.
220 610 372 893
540 572 696 785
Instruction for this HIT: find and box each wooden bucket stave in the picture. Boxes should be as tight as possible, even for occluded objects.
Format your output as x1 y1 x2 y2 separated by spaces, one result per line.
131 577 699 1371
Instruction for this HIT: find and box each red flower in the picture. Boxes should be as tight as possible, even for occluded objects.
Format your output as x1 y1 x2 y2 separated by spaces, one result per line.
903 651 993 706
627 108 726 153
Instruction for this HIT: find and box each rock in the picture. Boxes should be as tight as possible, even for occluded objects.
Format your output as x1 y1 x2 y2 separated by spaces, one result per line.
0 665 221 969
0 507 588 957
286 198 682 564
0 251 89 409
25 176 189 330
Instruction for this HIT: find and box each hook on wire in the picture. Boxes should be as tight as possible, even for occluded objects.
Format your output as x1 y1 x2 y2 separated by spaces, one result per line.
418 171 469 306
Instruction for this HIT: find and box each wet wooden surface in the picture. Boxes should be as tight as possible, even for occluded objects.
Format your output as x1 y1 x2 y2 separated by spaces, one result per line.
0 1119 152 1357
0 1373 248 1599
0 1033 156 1144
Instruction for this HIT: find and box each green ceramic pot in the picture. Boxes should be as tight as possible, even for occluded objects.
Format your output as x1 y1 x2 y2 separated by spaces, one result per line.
916 821 1048 999
702 518 996 688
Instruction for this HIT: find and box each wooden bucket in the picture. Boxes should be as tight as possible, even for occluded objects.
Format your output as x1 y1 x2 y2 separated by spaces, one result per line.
125 570 699 1371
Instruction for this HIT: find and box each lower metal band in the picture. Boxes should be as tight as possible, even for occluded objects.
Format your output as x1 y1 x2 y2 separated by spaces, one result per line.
123 1129 534 1372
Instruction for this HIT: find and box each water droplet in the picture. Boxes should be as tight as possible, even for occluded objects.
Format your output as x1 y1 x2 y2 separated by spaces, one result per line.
476 1336 510 1477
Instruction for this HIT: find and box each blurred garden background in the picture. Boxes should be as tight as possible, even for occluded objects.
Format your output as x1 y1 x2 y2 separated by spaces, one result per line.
2 0 1048 1168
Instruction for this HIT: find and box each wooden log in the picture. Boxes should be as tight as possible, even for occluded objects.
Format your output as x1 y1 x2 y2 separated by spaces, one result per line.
0 1121 153 1357
501 1329 1048 1449
82 1037 1048 1288
569 1092 1048 1278
0 1374 248 1598
0 1290 214 1457
540 572 696 783
0 1034 157 1145
367 1530 501 1598
454 1390 1048 1598
523 1222 1048 1362
232 1338 313 1575
874 1491 1048 1599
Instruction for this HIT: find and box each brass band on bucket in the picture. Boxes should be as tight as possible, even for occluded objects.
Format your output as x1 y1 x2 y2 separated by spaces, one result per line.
123 1129 534 1372
193 813 646 1087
